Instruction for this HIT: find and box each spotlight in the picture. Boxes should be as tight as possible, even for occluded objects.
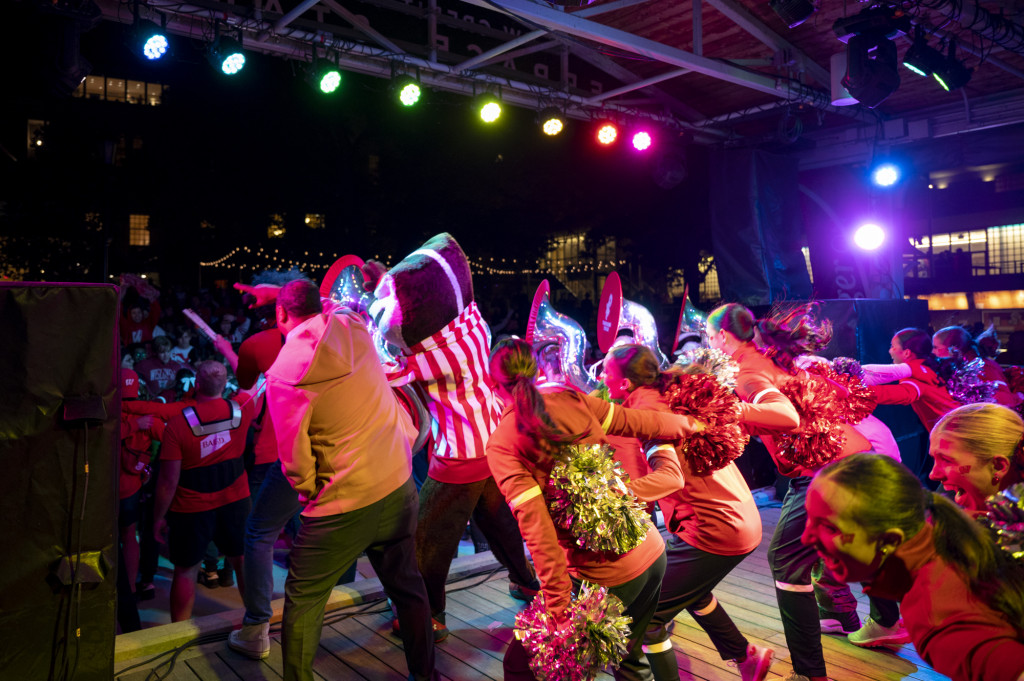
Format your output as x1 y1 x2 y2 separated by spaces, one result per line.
306 59 342 94
478 94 501 123
632 130 653 151
902 27 943 77
596 121 618 145
393 76 421 106
538 107 565 136
769 0 817 29
135 20 168 61
207 36 245 75
853 223 886 250
932 40 972 92
871 162 901 187
842 33 900 109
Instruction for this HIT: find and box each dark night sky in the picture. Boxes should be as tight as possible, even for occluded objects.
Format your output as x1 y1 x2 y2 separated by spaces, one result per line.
1 10 710 295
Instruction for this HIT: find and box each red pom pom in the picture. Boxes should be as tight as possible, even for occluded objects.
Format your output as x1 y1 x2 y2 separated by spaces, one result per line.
774 375 847 470
664 374 749 475
806 362 876 425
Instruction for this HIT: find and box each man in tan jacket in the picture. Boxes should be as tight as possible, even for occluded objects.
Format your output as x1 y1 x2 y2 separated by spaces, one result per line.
263 279 437 681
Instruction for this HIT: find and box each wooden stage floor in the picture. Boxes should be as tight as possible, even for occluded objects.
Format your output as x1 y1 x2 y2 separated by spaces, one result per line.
114 506 952 681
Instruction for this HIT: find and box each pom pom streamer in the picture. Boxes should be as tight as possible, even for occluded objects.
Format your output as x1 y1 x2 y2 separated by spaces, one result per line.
947 358 999 405
775 375 847 470
514 583 633 681
804 358 876 425
663 373 748 475
547 444 651 555
983 483 1024 561
674 347 739 390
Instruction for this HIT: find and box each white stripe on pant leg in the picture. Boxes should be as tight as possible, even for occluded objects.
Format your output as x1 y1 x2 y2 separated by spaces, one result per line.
642 639 673 654
775 580 814 592
693 595 718 616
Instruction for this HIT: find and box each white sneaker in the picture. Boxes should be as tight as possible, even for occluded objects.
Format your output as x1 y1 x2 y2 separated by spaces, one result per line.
729 644 773 681
847 617 910 647
228 622 271 660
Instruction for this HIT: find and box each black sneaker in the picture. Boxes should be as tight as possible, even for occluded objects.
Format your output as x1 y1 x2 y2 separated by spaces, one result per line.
197 569 220 589
218 566 235 588
508 582 540 603
391 616 450 642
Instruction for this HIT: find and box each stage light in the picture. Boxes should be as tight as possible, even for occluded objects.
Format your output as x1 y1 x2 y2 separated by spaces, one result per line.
632 130 653 151
136 20 168 61
208 36 245 75
596 121 618 145
871 163 900 187
769 0 817 29
538 107 565 136
854 223 886 250
842 33 900 108
478 95 501 123
306 59 341 94
902 28 943 77
393 76 421 105
932 40 972 91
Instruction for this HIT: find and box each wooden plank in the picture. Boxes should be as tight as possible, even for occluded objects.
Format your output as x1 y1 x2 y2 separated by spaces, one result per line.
183 642 243 680
318 620 407 681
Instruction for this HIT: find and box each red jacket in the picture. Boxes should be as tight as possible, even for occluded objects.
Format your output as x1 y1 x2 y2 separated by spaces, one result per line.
623 387 762 556
731 343 870 477
863 523 1024 681
870 358 959 432
486 387 700 619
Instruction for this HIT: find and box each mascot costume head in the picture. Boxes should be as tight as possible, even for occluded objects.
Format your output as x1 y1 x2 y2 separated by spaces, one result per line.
365 233 475 351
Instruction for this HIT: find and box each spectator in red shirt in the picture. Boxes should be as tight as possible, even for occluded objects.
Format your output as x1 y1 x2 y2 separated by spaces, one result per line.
120 274 162 347
135 336 190 398
153 360 254 621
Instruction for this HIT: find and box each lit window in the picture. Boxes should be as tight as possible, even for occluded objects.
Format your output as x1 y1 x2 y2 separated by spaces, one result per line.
305 214 326 230
129 215 151 247
106 78 126 103
147 83 164 106
126 80 146 104
699 256 721 301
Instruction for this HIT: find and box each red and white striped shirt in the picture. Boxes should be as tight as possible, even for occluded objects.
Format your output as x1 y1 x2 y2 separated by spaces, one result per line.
386 302 501 484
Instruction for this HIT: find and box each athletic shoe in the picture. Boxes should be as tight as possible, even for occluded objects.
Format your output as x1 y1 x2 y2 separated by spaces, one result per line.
135 582 156 601
227 622 271 660
508 582 540 603
218 565 235 588
391 616 449 643
847 617 911 647
730 644 773 681
818 609 860 635
197 569 220 589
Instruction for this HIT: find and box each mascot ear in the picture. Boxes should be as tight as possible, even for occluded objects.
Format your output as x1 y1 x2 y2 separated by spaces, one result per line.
362 260 389 293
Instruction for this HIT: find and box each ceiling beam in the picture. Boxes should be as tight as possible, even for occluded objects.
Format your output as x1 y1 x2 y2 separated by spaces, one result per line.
452 29 546 73
453 0 830 103
583 68 691 105
320 0 405 54
702 0 830 86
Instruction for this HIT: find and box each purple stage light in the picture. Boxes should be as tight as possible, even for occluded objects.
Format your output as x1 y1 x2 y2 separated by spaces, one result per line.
853 223 886 251
632 131 652 151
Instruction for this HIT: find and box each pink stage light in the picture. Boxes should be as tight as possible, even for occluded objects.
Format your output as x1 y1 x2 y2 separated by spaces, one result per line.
632 131 652 151
853 223 886 250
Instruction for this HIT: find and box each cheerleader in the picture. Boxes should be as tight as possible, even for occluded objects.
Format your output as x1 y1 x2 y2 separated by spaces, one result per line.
485 339 703 681
868 328 959 431
602 344 773 681
802 454 1024 681
933 325 1022 408
706 303 871 681
929 403 1024 516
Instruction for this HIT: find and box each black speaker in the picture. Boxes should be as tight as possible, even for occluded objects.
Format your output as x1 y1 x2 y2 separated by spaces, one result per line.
0 283 119 680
